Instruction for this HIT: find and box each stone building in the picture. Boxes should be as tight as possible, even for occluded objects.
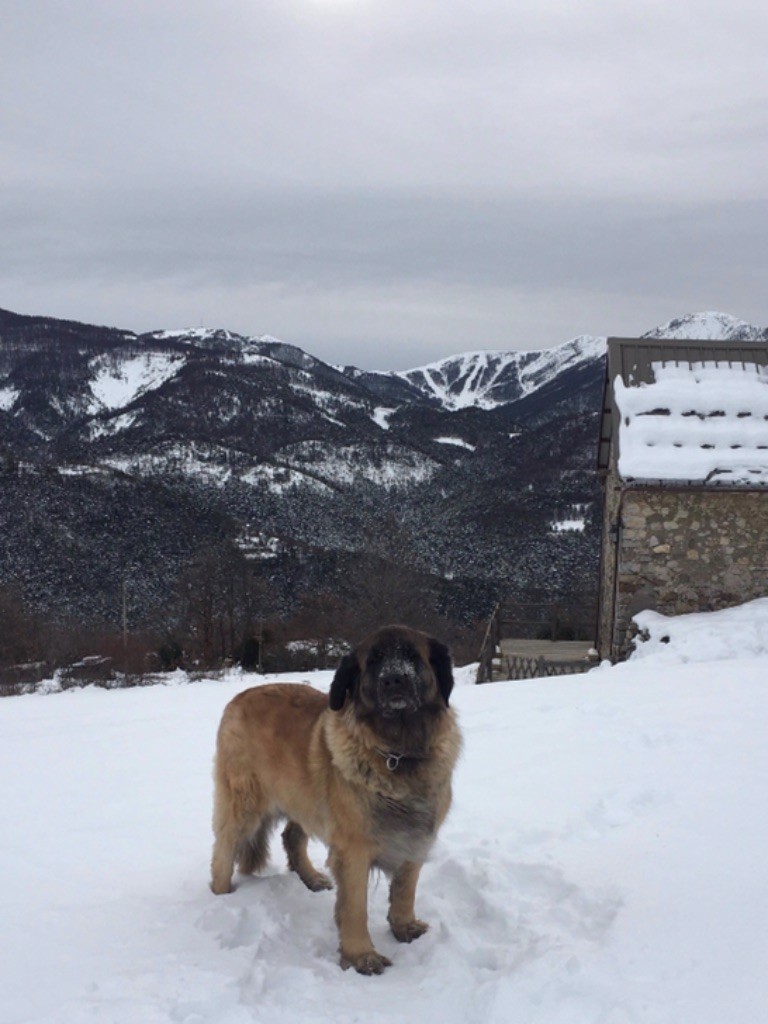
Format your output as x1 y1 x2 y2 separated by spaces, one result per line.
596 336 768 661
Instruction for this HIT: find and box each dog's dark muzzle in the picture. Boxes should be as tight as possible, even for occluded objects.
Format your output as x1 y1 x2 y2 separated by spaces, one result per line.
377 669 421 715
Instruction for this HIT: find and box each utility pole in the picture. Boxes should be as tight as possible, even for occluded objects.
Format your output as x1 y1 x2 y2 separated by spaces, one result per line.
122 577 128 656
257 617 263 674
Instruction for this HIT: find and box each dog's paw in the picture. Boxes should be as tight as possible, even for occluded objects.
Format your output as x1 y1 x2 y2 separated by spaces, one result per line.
389 918 429 943
209 880 234 895
304 871 334 892
339 950 393 975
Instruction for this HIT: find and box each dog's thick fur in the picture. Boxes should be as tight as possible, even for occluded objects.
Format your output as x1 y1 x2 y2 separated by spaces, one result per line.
210 625 461 974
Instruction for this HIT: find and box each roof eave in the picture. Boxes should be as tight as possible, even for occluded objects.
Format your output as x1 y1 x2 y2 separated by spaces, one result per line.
615 476 768 492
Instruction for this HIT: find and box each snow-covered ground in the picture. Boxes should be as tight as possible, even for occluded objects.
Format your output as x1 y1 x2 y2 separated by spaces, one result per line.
2 602 767 1023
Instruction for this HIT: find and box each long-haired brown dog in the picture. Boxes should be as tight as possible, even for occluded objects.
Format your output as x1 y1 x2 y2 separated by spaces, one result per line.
210 625 461 974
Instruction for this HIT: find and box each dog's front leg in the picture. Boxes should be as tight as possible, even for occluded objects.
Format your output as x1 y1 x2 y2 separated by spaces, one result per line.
330 845 391 974
388 860 429 942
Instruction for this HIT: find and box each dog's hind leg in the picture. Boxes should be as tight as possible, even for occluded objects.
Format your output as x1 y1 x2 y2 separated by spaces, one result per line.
210 821 242 895
282 821 333 891
211 774 267 894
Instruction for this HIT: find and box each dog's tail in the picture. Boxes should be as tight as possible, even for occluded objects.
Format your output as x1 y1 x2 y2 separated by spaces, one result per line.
236 815 276 875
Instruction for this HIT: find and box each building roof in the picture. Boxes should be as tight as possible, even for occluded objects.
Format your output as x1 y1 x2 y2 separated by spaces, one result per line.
598 337 768 486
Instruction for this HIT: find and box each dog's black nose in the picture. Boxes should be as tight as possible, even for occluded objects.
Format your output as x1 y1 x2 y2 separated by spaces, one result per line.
378 668 420 714
380 673 409 691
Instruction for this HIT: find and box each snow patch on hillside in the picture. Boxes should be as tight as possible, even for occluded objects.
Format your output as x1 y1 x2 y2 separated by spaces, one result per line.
371 407 395 430
102 442 236 486
435 436 476 451
279 441 438 489
241 462 334 495
517 334 606 396
149 327 243 346
101 439 435 496
88 410 141 438
551 517 585 532
239 350 279 368
398 350 514 410
90 352 184 411
292 382 369 424
0 385 18 411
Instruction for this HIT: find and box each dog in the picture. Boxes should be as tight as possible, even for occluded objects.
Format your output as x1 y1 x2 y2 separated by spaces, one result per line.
210 624 461 974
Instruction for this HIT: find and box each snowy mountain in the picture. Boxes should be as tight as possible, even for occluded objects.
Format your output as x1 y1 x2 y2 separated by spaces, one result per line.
0 306 763 632
0 306 605 493
641 310 768 343
393 334 606 411
390 311 767 412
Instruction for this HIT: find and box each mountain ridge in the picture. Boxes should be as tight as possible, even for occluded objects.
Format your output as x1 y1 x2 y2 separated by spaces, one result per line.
0 306 763 637
3 308 763 428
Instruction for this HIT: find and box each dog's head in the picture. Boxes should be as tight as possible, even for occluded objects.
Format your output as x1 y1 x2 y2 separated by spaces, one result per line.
329 625 454 716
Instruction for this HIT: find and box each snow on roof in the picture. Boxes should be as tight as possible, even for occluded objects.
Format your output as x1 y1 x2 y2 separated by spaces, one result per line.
615 359 768 485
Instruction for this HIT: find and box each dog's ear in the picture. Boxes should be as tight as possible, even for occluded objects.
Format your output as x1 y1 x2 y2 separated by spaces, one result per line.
429 638 454 707
329 652 360 711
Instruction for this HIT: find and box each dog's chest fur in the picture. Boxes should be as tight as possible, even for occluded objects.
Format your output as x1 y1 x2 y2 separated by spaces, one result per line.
322 704 458 872
370 786 438 871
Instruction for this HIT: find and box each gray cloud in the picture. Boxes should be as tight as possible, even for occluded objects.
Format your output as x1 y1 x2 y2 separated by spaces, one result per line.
2 1 767 367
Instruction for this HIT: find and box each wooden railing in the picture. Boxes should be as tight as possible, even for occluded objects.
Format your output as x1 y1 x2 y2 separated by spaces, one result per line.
503 654 595 680
476 592 598 683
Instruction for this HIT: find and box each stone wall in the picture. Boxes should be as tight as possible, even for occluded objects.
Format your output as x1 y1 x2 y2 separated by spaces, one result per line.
598 484 768 660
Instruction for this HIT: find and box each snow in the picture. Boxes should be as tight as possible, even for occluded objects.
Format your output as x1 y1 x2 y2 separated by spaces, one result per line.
389 310 764 415
642 311 764 342
236 531 283 561
371 406 395 430
277 441 438 489
88 409 140 438
0 384 18 411
551 517 585 532
240 462 334 495
629 597 768 665
397 350 518 410
149 328 240 344
102 443 235 486
615 360 768 484
55 465 111 478
434 436 476 451
90 353 184 411
516 334 606 398
291 382 368 425
239 350 278 368
397 335 606 411
2 602 767 1023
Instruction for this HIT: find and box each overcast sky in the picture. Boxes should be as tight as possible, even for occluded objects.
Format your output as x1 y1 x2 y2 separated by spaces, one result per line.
2 1 767 369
